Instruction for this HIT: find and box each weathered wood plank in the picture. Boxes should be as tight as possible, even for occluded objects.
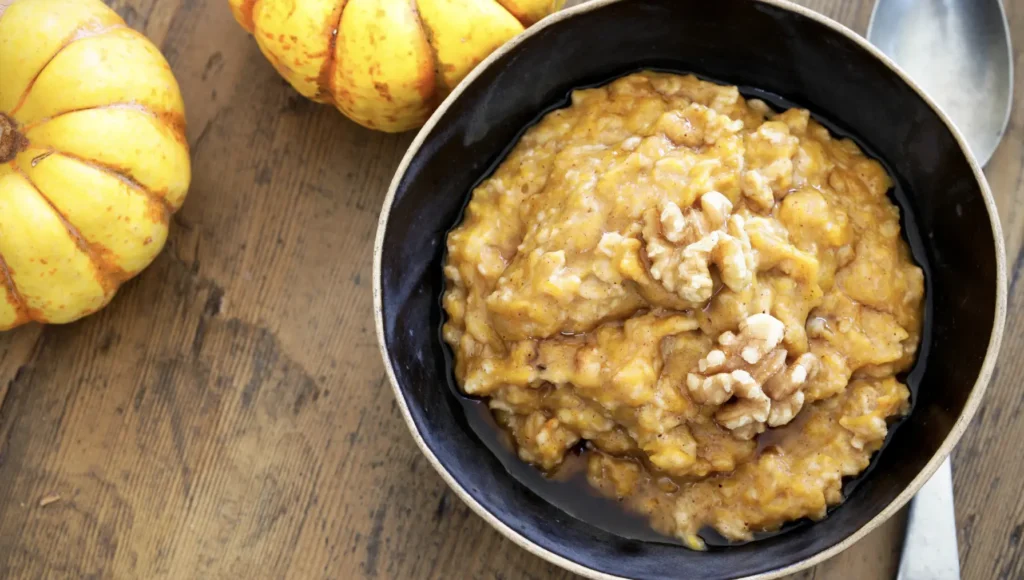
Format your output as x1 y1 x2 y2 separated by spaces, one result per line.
0 0 1020 578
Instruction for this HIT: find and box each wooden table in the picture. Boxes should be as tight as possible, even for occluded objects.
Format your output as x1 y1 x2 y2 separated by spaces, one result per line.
1 0 1021 578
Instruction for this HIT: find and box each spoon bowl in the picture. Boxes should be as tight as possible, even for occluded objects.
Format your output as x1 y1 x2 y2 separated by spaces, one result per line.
868 0 1014 165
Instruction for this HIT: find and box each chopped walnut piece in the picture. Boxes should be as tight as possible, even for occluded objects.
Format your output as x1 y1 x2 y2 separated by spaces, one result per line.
700 349 727 372
660 202 688 244
715 371 771 435
767 390 805 427
644 199 756 304
696 313 786 377
741 169 774 210
675 232 720 302
700 190 733 227
660 202 710 246
713 231 751 292
749 348 787 384
740 313 786 363
700 313 786 374
721 215 757 292
764 352 820 400
644 207 714 303
729 422 766 441
688 369 740 405
731 369 765 399
689 347 786 407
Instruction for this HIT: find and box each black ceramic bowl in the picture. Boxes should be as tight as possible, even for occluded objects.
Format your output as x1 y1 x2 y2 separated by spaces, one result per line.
373 0 1006 578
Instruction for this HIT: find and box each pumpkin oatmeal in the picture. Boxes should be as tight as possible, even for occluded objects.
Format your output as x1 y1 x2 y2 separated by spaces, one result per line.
441 72 924 549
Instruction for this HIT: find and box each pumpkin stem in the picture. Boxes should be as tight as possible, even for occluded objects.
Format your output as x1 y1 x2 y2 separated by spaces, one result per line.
0 113 27 164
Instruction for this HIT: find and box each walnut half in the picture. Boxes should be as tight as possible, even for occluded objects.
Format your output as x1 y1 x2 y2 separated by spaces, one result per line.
644 192 756 304
686 313 820 439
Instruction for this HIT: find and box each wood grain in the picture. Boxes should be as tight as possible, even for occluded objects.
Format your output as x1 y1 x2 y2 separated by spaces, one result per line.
0 0 1019 578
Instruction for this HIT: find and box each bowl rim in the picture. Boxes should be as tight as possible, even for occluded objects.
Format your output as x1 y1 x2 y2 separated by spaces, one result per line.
372 0 1008 578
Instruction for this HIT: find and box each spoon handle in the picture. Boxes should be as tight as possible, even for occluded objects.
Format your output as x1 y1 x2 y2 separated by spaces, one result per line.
896 458 961 580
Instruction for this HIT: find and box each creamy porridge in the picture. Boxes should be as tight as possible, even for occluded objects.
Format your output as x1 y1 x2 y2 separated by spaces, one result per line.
441 72 924 549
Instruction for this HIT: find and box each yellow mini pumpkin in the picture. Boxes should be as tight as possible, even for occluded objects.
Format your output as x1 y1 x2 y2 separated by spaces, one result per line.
0 0 190 330
229 0 563 132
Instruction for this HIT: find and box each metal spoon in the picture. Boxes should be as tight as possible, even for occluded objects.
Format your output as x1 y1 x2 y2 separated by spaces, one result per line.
868 0 1013 165
866 1 1013 579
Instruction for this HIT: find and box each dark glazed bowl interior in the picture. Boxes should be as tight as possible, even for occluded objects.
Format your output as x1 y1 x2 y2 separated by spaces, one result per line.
376 0 1001 578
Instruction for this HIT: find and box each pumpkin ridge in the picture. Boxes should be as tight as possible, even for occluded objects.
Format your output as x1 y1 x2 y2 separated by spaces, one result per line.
53 150 177 216
250 0 266 36
0 250 29 328
8 23 127 118
20 103 186 143
487 0 523 25
315 0 349 104
238 0 259 32
409 0 447 101
13 163 123 293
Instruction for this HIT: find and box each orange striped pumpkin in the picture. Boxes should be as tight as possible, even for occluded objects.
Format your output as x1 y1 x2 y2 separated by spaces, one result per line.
229 0 564 132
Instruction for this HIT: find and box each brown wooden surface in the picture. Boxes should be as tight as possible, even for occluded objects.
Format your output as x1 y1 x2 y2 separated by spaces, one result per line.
0 0 1021 578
